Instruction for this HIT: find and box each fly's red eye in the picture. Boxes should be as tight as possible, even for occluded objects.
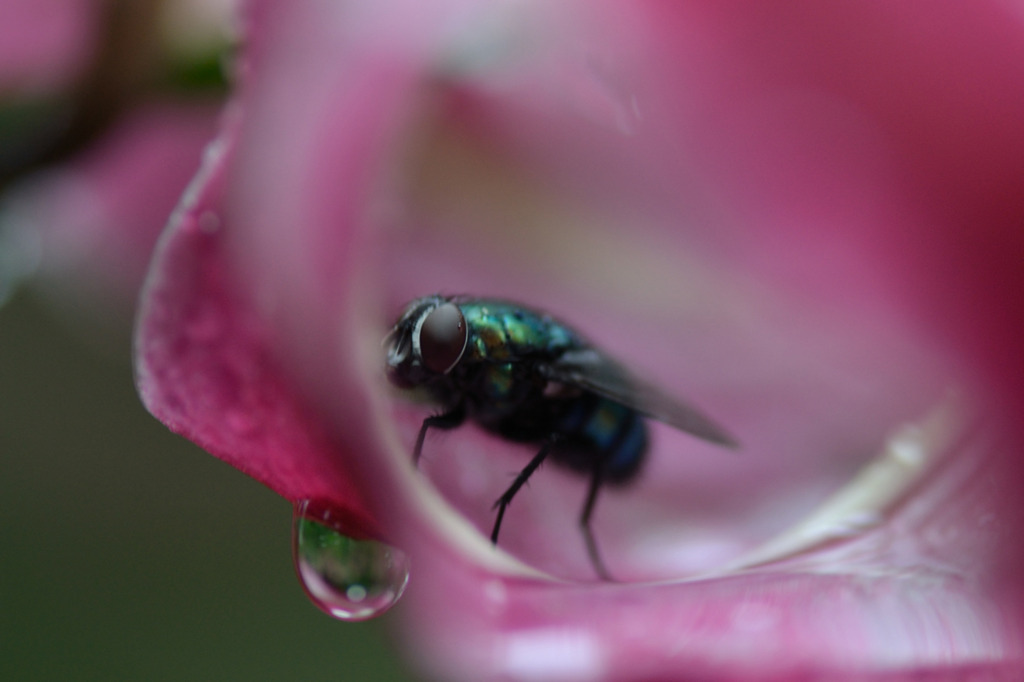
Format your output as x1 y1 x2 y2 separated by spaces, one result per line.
418 303 467 374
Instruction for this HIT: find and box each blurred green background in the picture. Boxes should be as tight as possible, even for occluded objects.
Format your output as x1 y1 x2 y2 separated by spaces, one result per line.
0 293 416 681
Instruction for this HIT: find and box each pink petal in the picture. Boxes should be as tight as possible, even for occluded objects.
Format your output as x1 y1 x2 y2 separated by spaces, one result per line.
0 0 97 94
134 121 380 538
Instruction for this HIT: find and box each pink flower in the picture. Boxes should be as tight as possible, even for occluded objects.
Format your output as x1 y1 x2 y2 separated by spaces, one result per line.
136 1 1024 679
1 1 233 314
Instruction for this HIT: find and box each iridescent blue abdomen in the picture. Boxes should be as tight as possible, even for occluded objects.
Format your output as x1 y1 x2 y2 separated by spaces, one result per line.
550 392 648 482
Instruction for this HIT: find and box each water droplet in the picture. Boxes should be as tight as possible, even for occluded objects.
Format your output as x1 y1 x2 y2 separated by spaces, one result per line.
292 500 410 621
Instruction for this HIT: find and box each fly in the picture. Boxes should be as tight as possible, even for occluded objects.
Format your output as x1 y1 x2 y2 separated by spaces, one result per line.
385 294 736 580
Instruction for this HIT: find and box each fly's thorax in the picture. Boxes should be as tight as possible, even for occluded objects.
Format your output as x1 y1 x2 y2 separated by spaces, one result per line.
462 306 512 362
457 358 542 421
461 301 580 364
468 324 510 361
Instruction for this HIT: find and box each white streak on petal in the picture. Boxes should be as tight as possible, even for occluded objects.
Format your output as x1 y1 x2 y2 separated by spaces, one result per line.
499 628 605 681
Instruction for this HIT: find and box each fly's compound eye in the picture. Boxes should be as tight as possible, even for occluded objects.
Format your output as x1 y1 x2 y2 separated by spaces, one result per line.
417 302 467 374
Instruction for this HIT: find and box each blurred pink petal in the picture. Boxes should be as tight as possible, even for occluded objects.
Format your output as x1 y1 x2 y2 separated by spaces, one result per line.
0 0 97 94
136 0 1024 679
6 103 220 311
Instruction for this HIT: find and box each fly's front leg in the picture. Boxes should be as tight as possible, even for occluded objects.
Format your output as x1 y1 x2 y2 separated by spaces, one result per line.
413 404 465 464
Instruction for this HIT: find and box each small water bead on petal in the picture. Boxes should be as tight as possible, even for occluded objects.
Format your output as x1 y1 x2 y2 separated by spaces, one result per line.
292 500 410 622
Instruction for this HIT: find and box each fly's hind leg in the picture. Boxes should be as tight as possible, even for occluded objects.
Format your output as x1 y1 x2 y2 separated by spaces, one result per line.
581 463 614 581
413 405 465 464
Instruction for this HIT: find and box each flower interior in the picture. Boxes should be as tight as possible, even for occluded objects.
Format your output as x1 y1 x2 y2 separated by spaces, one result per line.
362 109 984 585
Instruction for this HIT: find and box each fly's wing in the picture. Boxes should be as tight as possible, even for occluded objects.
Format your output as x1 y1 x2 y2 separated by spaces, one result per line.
540 349 738 448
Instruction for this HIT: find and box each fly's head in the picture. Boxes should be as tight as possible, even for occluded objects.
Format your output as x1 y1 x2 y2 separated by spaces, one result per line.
385 295 468 390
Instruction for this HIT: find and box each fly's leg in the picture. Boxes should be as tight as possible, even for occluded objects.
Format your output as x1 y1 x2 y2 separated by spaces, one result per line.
490 436 558 544
413 405 465 465
581 463 613 581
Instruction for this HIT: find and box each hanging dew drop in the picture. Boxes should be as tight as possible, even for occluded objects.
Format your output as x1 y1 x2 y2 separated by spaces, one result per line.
293 500 410 621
